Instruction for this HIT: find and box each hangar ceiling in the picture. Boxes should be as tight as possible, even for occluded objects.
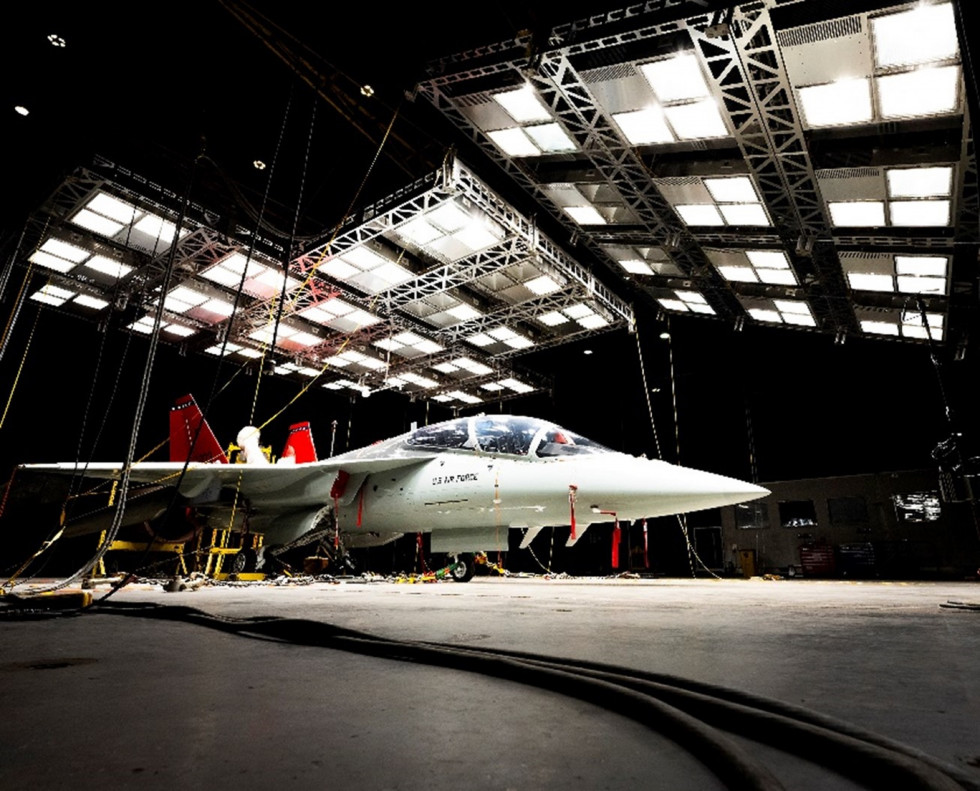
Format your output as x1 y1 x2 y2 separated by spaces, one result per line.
8 0 978 414
415 0 978 355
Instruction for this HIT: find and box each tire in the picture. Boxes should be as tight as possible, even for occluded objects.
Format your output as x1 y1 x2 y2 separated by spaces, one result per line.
231 547 257 574
450 553 476 582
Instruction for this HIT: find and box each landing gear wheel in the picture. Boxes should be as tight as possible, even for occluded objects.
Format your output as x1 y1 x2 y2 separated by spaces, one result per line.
231 548 257 574
450 553 476 583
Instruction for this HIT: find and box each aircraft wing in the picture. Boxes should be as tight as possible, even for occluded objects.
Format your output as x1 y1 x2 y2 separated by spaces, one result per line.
19 453 436 510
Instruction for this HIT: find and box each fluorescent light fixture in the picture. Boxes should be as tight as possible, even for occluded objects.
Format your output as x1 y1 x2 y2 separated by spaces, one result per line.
612 108 675 145
356 356 386 370
29 250 78 273
658 290 715 315
338 246 389 270
428 202 471 232
705 177 758 203
373 338 401 352
619 259 654 275
872 3 959 69
798 79 873 127
237 348 263 359
446 303 482 321
480 382 505 391
641 54 710 102
487 128 541 157
663 100 728 139
675 204 725 226
199 298 235 317
718 203 771 226
524 123 577 153
887 167 953 198
452 357 493 375
492 84 553 123
537 311 568 326
319 258 358 280
74 294 110 310
889 200 950 226
861 320 901 336
562 303 592 320
36 238 89 263
31 284 75 306
164 285 209 313
499 378 534 393
84 255 132 279
774 300 816 327
746 250 789 270
86 193 138 223
895 256 947 277
564 206 607 225
828 201 886 227
433 362 458 374
401 372 439 388
748 308 782 323
758 269 797 286
718 266 758 283
162 324 195 338
201 252 263 288
897 275 945 294
414 339 444 354
133 213 179 244
205 342 242 356
901 310 944 340
524 275 561 295
129 317 157 335
71 209 125 237
577 314 609 329
877 66 959 119
848 273 894 292
393 331 424 345
466 332 494 347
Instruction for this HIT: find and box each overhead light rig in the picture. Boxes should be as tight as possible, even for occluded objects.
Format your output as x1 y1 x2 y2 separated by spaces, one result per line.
10 154 630 407
414 0 977 354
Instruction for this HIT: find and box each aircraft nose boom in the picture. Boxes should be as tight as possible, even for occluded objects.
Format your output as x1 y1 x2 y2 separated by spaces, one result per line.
576 457 769 519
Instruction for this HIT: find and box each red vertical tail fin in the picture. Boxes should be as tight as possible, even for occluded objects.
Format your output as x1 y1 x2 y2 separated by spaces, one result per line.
281 421 317 463
170 395 228 464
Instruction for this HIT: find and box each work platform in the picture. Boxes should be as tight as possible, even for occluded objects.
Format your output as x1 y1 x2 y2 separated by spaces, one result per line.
1 576 979 790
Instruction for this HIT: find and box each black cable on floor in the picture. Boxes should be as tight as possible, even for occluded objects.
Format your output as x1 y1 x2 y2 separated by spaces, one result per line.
66 601 977 791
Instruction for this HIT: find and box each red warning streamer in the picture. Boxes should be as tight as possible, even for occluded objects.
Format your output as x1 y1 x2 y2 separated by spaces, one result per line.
597 509 619 569
568 485 578 540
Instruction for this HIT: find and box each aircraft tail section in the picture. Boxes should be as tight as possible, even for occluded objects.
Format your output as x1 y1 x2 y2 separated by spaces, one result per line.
170 395 228 464
280 421 317 463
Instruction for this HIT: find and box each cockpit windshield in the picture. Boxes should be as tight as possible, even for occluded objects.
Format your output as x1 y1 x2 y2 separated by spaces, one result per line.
404 415 609 458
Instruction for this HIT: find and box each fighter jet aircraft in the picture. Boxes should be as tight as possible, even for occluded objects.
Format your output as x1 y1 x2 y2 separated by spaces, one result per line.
19 394 769 580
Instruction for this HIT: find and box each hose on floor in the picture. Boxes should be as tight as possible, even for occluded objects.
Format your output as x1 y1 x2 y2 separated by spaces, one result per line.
63 601 978 791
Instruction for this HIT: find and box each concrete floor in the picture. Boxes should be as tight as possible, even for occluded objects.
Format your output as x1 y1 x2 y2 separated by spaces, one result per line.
2 575 979 790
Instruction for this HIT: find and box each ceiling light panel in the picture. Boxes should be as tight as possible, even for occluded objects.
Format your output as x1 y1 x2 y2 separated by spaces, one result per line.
540 182 639 226
319 242 414 295
706 248 798 286
657 176 770 227
297 298 381 334
601 244 683 278
840 252 949 295
856 307 945 341
785 3 961 129
739 296 816 327
479 83 579 158
386 198 507 264
655 290 716 315
201 251 300 300
871 2 959 69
